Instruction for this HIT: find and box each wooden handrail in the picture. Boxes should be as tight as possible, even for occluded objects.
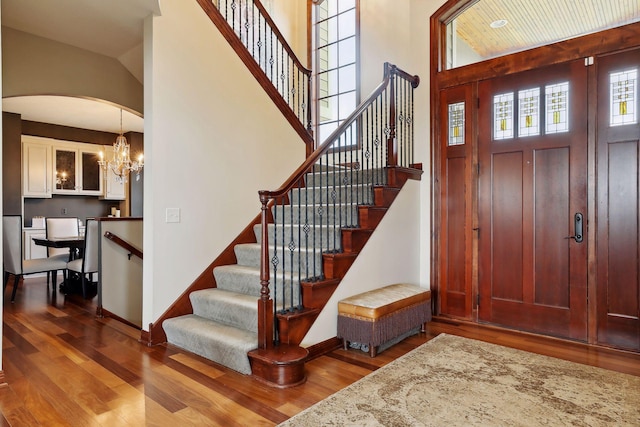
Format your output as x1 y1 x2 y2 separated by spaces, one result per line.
104 231 143 260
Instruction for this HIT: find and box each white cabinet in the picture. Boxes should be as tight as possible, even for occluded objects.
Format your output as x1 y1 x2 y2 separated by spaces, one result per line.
22 137 53 198
53 143 103 196
100 146 126 200
23 228 47 260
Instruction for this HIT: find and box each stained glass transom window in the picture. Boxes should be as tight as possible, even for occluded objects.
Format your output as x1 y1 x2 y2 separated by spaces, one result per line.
518 88 540 137
610 68 637 127
448 102 465 145
545 82 570 134
494 92 514 140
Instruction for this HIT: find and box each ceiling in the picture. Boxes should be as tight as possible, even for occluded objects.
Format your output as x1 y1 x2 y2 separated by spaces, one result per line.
455 0 640 59
1 0 161 133
3 96 144 134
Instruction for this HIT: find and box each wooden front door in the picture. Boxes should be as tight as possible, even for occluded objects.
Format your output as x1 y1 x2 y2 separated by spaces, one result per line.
477 60 588 340
596 49 640 351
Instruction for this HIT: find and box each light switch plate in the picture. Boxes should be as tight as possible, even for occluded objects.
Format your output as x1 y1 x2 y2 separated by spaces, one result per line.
166 208 180 223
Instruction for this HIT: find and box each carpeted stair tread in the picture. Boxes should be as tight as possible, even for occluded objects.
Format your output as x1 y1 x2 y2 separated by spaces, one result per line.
253 223 343 249
289 184 375 204
190 288 258 332
304 168 384 186
271 203 360 225
213 264 301 302
234 243 323 277
163 314 257 375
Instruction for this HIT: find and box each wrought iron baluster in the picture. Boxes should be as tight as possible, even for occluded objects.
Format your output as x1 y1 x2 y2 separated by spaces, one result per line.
271 198 279 343
303 170 309 281
318 157 324 277
288 185 295 311
312 161 317 280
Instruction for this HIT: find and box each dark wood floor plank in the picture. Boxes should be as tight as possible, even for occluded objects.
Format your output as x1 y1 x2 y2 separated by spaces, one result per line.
8 376 73 426
161 355 291 424
2 347 98 426
58 332 143 386
2 323 39 356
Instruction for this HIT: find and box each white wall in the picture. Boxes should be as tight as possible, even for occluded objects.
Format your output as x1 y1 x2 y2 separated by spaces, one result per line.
410 0 448 287
143 0 306 326
360 0 447 289
270 0 308 67
2 27 143 113
360 0 413 96
302 180 422 345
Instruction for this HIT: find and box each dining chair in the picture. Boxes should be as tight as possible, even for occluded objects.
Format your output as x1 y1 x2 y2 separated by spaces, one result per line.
45 217 80 259
66 219 98 299
45 216 81 288
3 215 69 302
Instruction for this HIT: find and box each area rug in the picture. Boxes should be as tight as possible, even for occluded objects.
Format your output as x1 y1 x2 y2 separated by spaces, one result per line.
279 334 640 426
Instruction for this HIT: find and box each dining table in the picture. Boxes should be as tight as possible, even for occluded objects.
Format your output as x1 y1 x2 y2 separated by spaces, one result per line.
32 236 85 259
32 236 88 295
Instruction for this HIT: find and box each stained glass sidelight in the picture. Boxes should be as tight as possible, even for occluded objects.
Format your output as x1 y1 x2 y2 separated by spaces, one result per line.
448 102 465 145
545 82 570 134
494 92 514 140
610 68 637 127
518 88 540 137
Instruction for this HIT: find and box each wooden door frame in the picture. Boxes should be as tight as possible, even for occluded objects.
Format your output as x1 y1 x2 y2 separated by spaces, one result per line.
429 0 640 340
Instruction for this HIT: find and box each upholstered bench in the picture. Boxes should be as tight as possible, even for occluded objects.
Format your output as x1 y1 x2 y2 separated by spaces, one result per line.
337 283 432 357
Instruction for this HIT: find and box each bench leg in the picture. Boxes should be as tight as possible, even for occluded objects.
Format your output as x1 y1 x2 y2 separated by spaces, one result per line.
342 339 348 351
369 345 377 358
421 322 427 333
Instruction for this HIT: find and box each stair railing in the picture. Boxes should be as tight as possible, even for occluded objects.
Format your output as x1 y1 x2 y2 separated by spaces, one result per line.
196 0 313 145
257 63 420 348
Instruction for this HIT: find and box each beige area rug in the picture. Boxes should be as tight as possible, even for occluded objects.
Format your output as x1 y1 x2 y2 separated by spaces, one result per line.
279 334 640 426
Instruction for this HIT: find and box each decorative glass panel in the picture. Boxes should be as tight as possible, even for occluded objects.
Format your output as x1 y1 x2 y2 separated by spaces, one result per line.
518 87 540 137
448 101 465 146
494 92 514 140
545 82 570 134
610 68 637 127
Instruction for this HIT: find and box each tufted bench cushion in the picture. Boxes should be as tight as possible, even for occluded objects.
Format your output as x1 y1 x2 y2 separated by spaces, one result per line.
337 283 432 357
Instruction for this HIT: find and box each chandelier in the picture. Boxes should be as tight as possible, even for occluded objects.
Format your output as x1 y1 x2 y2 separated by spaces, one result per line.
98 109 143 183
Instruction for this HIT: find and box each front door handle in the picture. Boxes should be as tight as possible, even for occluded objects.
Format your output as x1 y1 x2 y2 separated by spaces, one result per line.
565 212 583 243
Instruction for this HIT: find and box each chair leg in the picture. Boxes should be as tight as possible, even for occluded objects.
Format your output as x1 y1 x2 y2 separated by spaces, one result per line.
46 271 50 291
11 274 21 303
81 273 87 299
51 270 58 296
4 271 10 294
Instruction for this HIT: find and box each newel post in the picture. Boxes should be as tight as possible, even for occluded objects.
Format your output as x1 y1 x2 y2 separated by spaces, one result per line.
387 64 398 167
258 193 274 349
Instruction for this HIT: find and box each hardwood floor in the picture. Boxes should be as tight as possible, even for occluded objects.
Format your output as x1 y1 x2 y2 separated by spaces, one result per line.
1 276 639 426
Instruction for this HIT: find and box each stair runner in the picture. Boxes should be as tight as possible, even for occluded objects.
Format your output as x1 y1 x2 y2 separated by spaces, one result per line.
163 168 375 374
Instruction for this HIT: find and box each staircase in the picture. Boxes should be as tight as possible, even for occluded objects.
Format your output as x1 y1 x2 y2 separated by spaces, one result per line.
163 164 421 377
152 0 423 388
156 62 420 386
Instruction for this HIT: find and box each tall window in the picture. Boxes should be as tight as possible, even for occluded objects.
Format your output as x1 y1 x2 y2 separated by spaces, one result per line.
313 0 359 143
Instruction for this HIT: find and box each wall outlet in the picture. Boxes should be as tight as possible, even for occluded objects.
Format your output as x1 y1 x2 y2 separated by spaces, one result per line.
166 208 180 223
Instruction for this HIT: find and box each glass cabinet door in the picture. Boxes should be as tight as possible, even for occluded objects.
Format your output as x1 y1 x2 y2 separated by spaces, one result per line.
54 148 77 192
80 150 102 194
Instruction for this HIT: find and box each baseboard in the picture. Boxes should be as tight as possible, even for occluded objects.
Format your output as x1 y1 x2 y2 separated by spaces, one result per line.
99 308 142 330
305 337 342 361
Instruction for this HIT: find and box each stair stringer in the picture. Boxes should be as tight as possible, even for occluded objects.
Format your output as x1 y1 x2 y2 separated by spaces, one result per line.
297 172 424 348
276 166 423 346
